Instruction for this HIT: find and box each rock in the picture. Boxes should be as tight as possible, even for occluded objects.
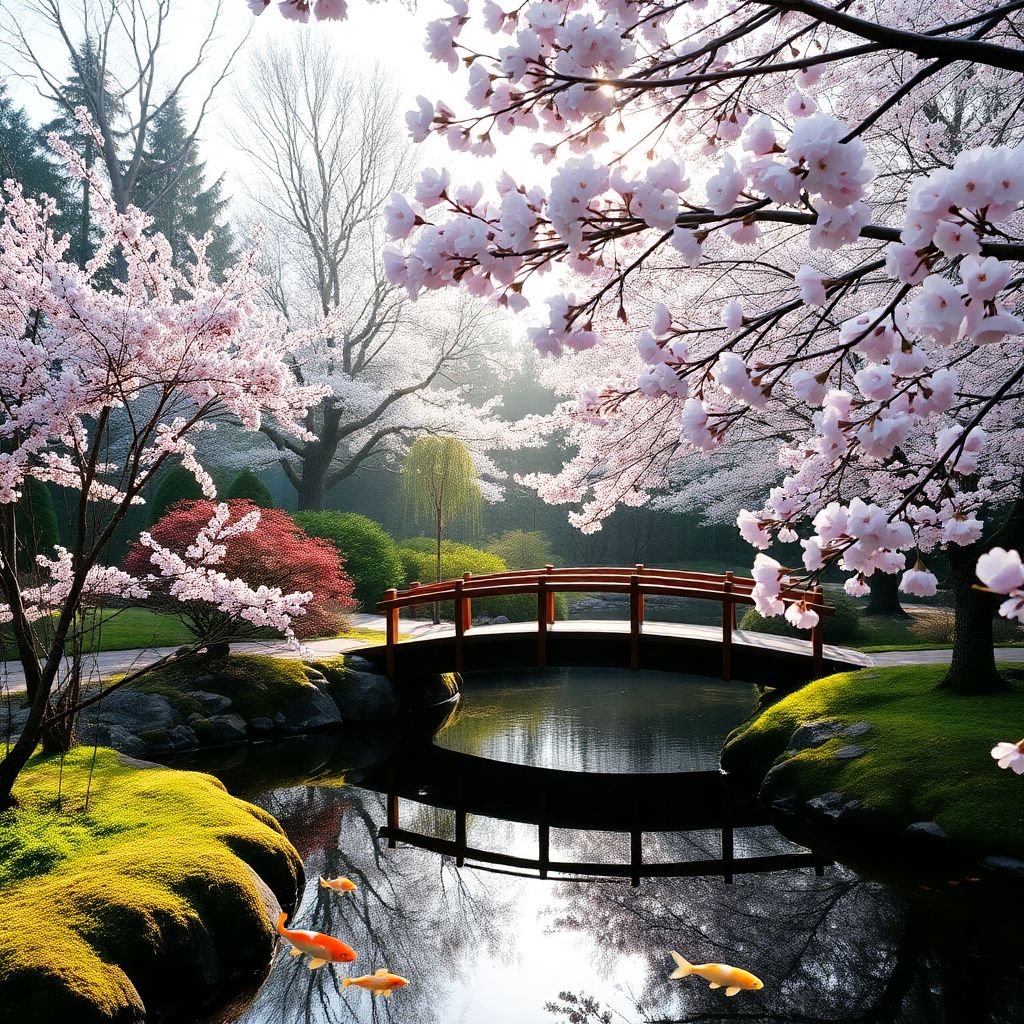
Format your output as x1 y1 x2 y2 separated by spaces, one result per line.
78 722 148 759
249 716 276 736
335 665 460 721
188 690 232 714
273 712 286 728
492 615 510 625
167 725 199 751
842 721 872 738
906 821 948 840
139 728 177 757
786 719 845 754
280 685 342 731
981 855 1024 877
207 713 249 746
806 791 861 821
833 745 867 760
91 690 181 733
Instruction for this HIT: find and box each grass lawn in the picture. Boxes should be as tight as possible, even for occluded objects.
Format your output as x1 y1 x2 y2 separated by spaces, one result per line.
1 607 390 655
0 747 301 1022
722 663 1024 857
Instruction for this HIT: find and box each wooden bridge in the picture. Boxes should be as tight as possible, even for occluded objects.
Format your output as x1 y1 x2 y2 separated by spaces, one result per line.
374 565 862 685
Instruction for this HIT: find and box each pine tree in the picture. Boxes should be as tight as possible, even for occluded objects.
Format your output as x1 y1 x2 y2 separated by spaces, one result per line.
40 37 118 268
134 96 233 276
149 465 204 526
0 85 75 241
225 469 274 509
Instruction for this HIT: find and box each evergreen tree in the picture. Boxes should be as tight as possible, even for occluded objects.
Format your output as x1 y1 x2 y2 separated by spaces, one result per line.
40 37 118 268
148 466 204 526
14 479 60 573
225 470 274 509
134 96 233 276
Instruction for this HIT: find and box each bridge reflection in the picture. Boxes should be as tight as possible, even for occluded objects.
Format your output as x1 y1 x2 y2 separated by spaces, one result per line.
364 741 829 886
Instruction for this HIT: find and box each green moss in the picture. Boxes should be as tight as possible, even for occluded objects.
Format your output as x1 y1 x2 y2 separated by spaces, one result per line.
0 748 301 1023
138 728 170 746
191 717 214 743
723 664 1024 856
130 654 311 719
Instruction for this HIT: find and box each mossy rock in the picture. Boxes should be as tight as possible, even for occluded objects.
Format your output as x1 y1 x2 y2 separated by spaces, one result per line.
310 655 460 720
722 664 1024 862
0 748 302 1023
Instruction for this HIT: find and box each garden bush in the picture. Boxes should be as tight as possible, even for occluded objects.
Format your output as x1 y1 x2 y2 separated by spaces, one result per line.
14 477 59 572
739 588 864 645
397 538 568 621
292 510 404 609
225 469 274 509
148 465 203 525
486 529 556 569
909 607 1023 646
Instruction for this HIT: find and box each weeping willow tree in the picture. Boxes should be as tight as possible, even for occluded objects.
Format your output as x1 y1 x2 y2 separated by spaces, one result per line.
401 437 481 623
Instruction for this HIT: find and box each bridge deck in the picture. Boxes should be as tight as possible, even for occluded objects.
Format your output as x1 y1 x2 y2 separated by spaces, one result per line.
357 618 869 688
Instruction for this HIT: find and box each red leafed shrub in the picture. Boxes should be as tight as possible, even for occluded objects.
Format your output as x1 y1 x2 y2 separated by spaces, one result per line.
124 499 356 641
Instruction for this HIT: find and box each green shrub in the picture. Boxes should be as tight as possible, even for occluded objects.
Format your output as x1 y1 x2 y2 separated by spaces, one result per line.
486 529 556 569
148 465 203 525
739 587 864 645
397 539 568 621
293 511 403 610
225 469 274 509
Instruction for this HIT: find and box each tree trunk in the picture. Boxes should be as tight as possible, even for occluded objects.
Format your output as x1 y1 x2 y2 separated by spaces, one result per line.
297 459 327 511
941 542 1004 694
433 512 442 625
864 571 908 617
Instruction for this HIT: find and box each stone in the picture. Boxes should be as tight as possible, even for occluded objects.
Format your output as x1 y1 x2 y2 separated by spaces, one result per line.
905 821 948 840
273 712 286 728
90 690 181 732
842 721 872 738
786 719 845 754
249 716 276 736
981 855 1024 877
335 666 460 721
167 725 199 751
492 615 510 624
78 722 148 759
207 713 249 746
188 690 232 714
280 685 343 732
806 791 861 821
833 745 867 760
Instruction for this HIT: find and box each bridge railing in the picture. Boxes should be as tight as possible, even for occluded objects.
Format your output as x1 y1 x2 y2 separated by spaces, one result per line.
377 565 833 680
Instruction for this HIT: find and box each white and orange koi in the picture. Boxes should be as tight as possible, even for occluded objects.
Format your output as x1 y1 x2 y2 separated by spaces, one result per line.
669 951 764 997
319 875 358 893
343 969 410 997
276 912 357 970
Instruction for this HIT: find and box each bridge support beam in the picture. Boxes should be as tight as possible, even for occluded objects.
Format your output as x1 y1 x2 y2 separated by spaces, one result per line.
537 579 548 669
722 571 734 681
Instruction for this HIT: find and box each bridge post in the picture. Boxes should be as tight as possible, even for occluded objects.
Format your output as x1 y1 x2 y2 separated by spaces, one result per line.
630 829 642 887
811 585 824 677
722 571 734 681
544 564 556 624
537 578 548 669
629 574 642 671
386 792 399 849
462 573 473 632
454 578 466 673
455 808 467 867
538 821 549 879
635 564 645 622
384 588 399 680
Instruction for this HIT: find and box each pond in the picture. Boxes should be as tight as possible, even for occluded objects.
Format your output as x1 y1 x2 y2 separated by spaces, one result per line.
177 668 1024 1024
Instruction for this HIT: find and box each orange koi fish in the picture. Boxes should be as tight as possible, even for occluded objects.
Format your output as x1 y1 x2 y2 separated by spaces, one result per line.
276 912 357 969
669 951 764 997
343 969 410 998
319 875 358 893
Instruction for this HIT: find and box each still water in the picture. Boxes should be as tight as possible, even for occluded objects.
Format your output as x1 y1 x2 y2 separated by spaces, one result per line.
182 668 1023 1024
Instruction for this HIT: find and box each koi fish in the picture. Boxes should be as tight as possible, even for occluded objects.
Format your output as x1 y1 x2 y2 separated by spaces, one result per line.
342 969 410 997
669 951 764 997
275 912 357 970
319 875 358 893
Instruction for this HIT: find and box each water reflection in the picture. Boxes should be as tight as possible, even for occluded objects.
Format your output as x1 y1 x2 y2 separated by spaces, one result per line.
176 670 1023 1024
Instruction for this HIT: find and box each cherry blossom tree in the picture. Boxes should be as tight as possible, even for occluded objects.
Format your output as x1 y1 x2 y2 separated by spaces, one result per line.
376 0 1024 693
123 500 356 643
0 117 324 806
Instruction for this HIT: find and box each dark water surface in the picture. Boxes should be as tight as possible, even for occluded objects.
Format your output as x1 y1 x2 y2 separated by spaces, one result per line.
178 668 1023 1024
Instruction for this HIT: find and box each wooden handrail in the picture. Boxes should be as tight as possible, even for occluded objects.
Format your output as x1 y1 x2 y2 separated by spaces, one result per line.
377 565 833 679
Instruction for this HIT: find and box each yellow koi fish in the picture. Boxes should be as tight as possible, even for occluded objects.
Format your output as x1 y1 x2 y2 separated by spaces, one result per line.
669 951 764 997
342 968 410 997
319 875 358 893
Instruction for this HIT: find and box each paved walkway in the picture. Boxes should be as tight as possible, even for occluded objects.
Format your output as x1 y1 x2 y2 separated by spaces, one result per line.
2 613 1020 694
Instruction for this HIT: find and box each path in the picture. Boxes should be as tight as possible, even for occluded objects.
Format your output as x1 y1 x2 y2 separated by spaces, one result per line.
2 613 1020 695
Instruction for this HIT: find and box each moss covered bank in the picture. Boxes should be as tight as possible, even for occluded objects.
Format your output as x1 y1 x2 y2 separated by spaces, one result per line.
722 664 1024 878
0 748 303 1023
